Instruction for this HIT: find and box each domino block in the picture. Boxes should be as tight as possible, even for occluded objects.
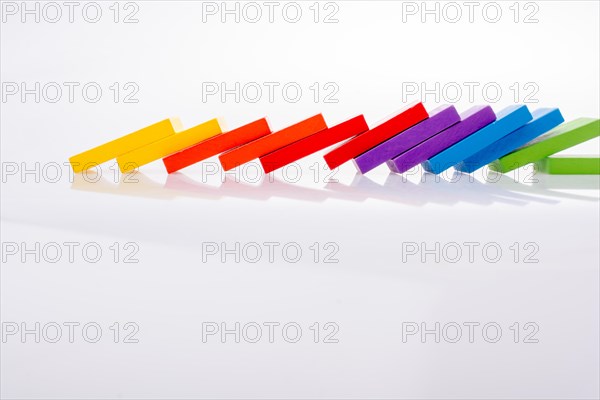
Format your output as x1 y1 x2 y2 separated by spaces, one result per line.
219 114 327 171
69 118 181 173
387 105 493 174
455 108 564 173
323 102 428 170
354 105 459 174
423 105 532 174
535 155 600 174
163 118 272 173
490 118 600 173
117 118 223 173
259 115 368 174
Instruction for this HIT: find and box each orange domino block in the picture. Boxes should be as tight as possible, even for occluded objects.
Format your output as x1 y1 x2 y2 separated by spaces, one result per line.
163 118 272 173
219 114 327 171
259 115 369 174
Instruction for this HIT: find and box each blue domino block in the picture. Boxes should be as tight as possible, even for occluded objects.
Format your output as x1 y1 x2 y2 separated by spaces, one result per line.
455 108 564 173
422 105 533 174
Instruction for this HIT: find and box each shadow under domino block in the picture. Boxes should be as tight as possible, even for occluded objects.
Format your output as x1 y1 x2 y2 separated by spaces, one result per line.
535 155 600 175
490 118 600 173
117 118 223 173
219 114 327 171
455 108 564 173
163 118 272 173
353 105 458 174
323 102 428 169
259 115 369 174
69 118 181 173
387 105 494 174
423 105 532 175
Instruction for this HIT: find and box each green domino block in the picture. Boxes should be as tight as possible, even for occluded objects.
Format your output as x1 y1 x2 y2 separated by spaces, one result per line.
489 118 600 173
535 155 600 175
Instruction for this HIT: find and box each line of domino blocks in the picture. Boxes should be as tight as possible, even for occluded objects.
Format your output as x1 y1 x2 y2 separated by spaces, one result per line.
69 118 182 173
163 118 272 174
455 108 565 173
490 118 600 173
219 114 327 171
423 105 533 174
324 102 428 170
388 105 493 174
354 104 457 174
117 118 223 173
69 103 600 178
260 115 369 174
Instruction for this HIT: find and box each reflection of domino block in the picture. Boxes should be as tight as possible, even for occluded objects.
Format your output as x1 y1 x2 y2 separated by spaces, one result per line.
535 155 600 175
354 105 460 174
117 118 223 173
163 118 271 174
423 105 532 174
490 118 600 173
219 114 327 171
387 105 490 174
324 102 428 170
69 118 181 173
260 115 368 174
456 108 564 173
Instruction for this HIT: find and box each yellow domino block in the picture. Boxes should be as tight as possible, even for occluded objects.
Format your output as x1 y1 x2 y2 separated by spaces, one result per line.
69 118 182 173
117 118 224 173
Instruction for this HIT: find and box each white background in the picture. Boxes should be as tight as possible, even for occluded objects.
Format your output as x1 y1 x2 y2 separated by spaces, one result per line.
1 1 599 399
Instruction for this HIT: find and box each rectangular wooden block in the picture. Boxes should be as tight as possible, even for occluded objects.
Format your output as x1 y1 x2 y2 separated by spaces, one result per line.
117 118 223 173
259 115 368 174
387 105 494 174
69 118 181 173
490 118 600 173
535 155 600 175
219 114 327 171
353 105 460 174
423 105 532 174
323 102 428 170
456 108 564 173
163 118 272 174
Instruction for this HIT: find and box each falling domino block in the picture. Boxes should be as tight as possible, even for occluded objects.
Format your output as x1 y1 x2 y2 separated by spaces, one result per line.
455 108 564 173
219 114 327 171
354 105 459 174
117 118 223 173
387 105 489 174
490 118 600 173
163 118 272 173
259 115 369 174
69 118 181 173
535 155 600 175
423 105 532 174
323 102 428 170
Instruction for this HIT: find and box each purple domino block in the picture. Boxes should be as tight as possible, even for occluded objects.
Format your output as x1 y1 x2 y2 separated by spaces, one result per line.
387 105 496 174
353 105 460 174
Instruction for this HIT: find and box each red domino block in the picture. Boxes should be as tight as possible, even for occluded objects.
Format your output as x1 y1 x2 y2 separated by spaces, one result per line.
162 118 271 173
219 114 327 171
323 102 428 169
259 115 369 173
